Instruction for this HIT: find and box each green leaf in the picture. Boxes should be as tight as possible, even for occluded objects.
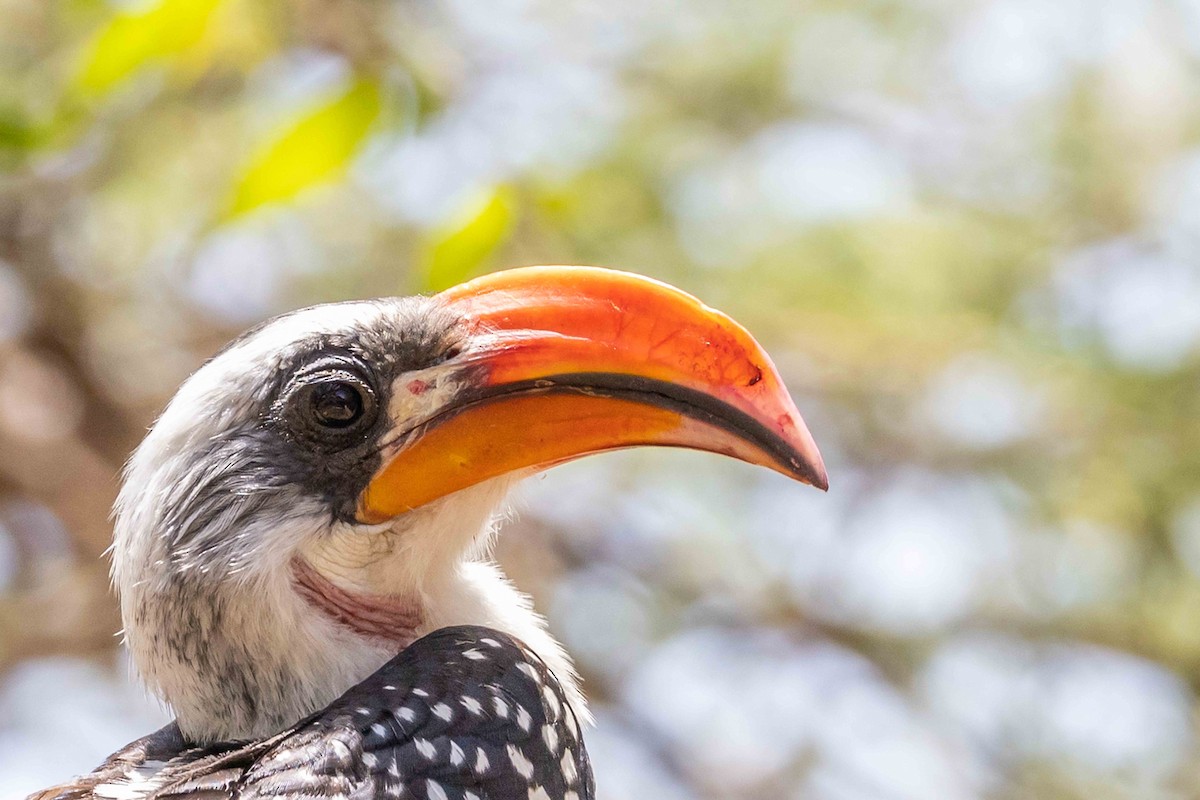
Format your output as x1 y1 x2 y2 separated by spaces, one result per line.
223 78 382 219
420 186 517 292
74 0 222 95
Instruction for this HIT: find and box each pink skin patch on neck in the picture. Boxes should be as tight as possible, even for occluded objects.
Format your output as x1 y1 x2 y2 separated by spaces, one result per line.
290 557 423 648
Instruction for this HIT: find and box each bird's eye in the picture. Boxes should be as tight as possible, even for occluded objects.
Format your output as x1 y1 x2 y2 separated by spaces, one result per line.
310 381 366 428
276 359 379 446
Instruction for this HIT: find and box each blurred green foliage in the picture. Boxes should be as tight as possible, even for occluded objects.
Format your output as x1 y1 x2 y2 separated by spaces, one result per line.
75 0 223 95
225 76 382 218
420 185 516 290
2 0 1200 798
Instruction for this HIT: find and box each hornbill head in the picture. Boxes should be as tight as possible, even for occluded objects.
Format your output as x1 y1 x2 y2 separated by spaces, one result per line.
112 266 826 743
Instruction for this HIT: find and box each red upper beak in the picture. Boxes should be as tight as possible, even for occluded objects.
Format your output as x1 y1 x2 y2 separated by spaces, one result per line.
359 266 827 521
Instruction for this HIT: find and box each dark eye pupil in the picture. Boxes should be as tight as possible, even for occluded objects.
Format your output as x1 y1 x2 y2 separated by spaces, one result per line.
311 382 364 428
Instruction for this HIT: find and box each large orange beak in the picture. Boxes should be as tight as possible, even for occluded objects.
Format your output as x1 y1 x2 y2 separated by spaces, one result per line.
358 266 827 522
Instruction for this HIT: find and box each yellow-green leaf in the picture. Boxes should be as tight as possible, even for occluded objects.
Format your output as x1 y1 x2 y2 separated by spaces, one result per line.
224 78 382 219
420 186 517 292
75 0 222 95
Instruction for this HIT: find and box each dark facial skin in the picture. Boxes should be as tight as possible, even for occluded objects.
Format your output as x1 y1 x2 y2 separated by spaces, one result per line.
159 297 464 570
121 297 468 741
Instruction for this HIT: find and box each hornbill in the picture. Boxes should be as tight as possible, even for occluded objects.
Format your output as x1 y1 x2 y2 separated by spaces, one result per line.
30 266 826 800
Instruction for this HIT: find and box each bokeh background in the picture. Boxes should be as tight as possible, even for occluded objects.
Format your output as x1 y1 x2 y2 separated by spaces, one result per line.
2 0 1199 797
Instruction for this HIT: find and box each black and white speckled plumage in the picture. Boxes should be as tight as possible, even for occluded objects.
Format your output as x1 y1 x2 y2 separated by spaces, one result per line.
31 626 592 800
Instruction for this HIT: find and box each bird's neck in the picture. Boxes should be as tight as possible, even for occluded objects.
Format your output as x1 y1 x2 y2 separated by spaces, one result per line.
290 556 426 647
125 516 585 743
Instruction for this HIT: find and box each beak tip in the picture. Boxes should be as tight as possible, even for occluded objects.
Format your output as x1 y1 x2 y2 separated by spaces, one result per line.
782 418 828 492
777 447 827 491
805 461 830 492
